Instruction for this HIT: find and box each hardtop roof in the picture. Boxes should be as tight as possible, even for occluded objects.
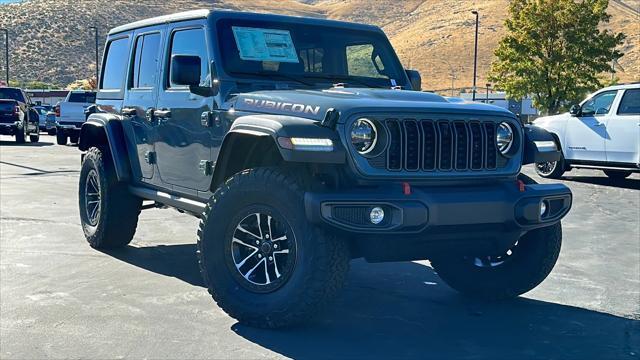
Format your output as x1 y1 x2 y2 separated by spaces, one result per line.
108 9 381 36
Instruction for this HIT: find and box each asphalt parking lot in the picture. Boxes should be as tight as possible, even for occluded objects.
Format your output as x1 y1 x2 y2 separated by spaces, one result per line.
1 134 638 359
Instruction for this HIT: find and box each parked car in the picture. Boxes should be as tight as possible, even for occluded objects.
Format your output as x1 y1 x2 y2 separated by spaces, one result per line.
34 105 52 131
78 10 571 328
56 90 96 145
0 87 40 143
533 83 640 179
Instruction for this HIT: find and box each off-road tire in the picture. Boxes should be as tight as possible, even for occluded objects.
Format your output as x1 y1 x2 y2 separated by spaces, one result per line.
15 124 25 144
431 222 562 300
535 154 565 179
70 134 79 144
56 133 67 145
79 147 141 248
603 170 632 179
197 167 350 328
29 133 40 143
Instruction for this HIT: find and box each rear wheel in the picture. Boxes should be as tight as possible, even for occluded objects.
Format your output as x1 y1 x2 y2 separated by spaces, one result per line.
47 129 56 136
56 132 67 145
69 134 79 144
197 168 349 328
603 170 632 179
15 124 25 144
79 147 141 248
29 133 40 143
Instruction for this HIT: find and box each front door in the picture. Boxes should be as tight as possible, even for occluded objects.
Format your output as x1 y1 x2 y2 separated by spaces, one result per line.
564 90 617 162
155 23 216 193
606 88 640 165
122 28 164 180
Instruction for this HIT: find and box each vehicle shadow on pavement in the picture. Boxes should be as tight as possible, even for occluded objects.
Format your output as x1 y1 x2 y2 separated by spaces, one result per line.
103 244 638 359
562 175 640 190
0 140 54 147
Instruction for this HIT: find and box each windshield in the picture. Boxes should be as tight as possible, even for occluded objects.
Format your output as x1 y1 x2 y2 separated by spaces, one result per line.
217 19 408 89
0 88 25 102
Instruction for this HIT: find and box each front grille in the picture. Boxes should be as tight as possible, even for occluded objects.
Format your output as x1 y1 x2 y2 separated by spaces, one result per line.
371 119 500 172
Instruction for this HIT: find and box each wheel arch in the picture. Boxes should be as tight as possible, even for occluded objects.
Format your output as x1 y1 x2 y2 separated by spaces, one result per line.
79 114 132 182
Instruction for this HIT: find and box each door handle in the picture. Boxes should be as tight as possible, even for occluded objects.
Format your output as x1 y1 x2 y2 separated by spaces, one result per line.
153 109 171 119
595 122 606 127
121 107 136 116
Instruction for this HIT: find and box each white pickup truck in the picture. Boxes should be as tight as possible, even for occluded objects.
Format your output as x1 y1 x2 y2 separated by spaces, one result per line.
55 90 96 145
533 83 640 179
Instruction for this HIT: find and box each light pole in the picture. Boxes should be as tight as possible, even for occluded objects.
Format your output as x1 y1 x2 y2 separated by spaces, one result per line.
0 28 8 85
89 26 99 89
471 10 479 101
486 83 491 103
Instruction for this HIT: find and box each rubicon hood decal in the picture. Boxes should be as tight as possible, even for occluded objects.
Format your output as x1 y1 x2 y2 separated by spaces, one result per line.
242 98 321 116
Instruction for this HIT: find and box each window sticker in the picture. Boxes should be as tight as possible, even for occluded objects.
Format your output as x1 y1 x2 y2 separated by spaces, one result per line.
232 26 299 63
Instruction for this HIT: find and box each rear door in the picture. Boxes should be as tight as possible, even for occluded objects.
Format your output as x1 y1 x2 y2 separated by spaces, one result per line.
155 22 216 193
564 90 617 162
122 26 165 181
606 88 640 165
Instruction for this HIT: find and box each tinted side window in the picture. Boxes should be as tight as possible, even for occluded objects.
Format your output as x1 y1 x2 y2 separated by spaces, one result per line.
168 28 209 88
581 91 617 116
617 89 640 115
101 38 130 90
131 33 161 89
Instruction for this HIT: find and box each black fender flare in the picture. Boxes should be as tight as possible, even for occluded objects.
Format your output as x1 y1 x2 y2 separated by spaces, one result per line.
522 125 562 165
210 114 346 190
78 114 131 182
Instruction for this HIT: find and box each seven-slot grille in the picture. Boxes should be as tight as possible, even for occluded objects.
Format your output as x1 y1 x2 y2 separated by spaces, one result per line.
375 119 500 172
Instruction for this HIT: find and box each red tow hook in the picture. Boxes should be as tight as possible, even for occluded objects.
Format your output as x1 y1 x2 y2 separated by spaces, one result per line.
402 182 412 195
517 179 526 192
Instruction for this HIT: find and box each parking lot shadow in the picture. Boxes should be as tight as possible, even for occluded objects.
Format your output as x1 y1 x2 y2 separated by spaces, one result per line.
562 175 640 190
0 140 54 147
104 244 638 359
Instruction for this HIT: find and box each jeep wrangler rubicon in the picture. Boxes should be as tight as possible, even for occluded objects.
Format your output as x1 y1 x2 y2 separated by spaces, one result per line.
78 10 572 328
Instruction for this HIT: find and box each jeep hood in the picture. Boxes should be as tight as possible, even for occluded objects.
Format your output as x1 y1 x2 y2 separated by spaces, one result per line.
230 88 514 122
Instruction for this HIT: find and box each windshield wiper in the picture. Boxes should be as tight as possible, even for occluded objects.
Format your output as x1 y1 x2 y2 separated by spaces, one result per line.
301 74 387 89
230 71 315 87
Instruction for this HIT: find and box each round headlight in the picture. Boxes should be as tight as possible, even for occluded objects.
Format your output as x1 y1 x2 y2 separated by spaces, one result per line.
496 122 514 154
351 118 377 154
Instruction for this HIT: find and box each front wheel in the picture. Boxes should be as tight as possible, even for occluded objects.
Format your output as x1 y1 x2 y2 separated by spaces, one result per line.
535 155 566 179
79 147 141 248
69 134 79 144
431 222 562 299
29 133 40 143
603 170 632 179
197 168 350 328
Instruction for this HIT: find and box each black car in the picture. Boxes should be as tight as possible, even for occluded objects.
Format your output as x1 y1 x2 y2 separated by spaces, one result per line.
0 87 40 143
78 10 571 328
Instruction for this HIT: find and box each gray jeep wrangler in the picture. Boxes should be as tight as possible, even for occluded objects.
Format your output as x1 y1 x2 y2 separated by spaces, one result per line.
78 10 572 328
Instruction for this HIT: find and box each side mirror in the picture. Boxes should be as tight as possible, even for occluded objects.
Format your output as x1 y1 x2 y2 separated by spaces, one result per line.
405 69 421 91
569 104 581 116
171 54 201 87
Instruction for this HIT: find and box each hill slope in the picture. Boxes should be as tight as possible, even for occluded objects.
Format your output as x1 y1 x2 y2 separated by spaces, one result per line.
0 0 638 90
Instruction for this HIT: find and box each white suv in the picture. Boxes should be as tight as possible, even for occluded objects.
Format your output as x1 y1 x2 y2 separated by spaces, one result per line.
533 83 640 179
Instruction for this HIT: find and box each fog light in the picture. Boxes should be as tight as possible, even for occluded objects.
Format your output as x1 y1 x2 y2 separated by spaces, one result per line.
540 201 547 217
370 207 385 224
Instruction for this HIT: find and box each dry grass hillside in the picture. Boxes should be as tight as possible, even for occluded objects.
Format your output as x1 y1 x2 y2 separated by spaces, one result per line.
0 0 638 91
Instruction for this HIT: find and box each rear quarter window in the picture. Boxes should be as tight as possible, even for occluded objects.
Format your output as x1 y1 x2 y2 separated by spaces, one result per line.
617 89 640 115
100 37 130 90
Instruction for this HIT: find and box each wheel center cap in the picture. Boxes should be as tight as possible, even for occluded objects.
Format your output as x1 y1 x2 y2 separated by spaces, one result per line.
260 242 272 254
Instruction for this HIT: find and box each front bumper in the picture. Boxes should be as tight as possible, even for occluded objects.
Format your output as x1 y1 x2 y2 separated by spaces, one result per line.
305 180 572 257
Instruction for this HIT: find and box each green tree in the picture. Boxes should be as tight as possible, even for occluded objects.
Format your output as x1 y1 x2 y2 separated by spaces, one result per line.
489 0 625 115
